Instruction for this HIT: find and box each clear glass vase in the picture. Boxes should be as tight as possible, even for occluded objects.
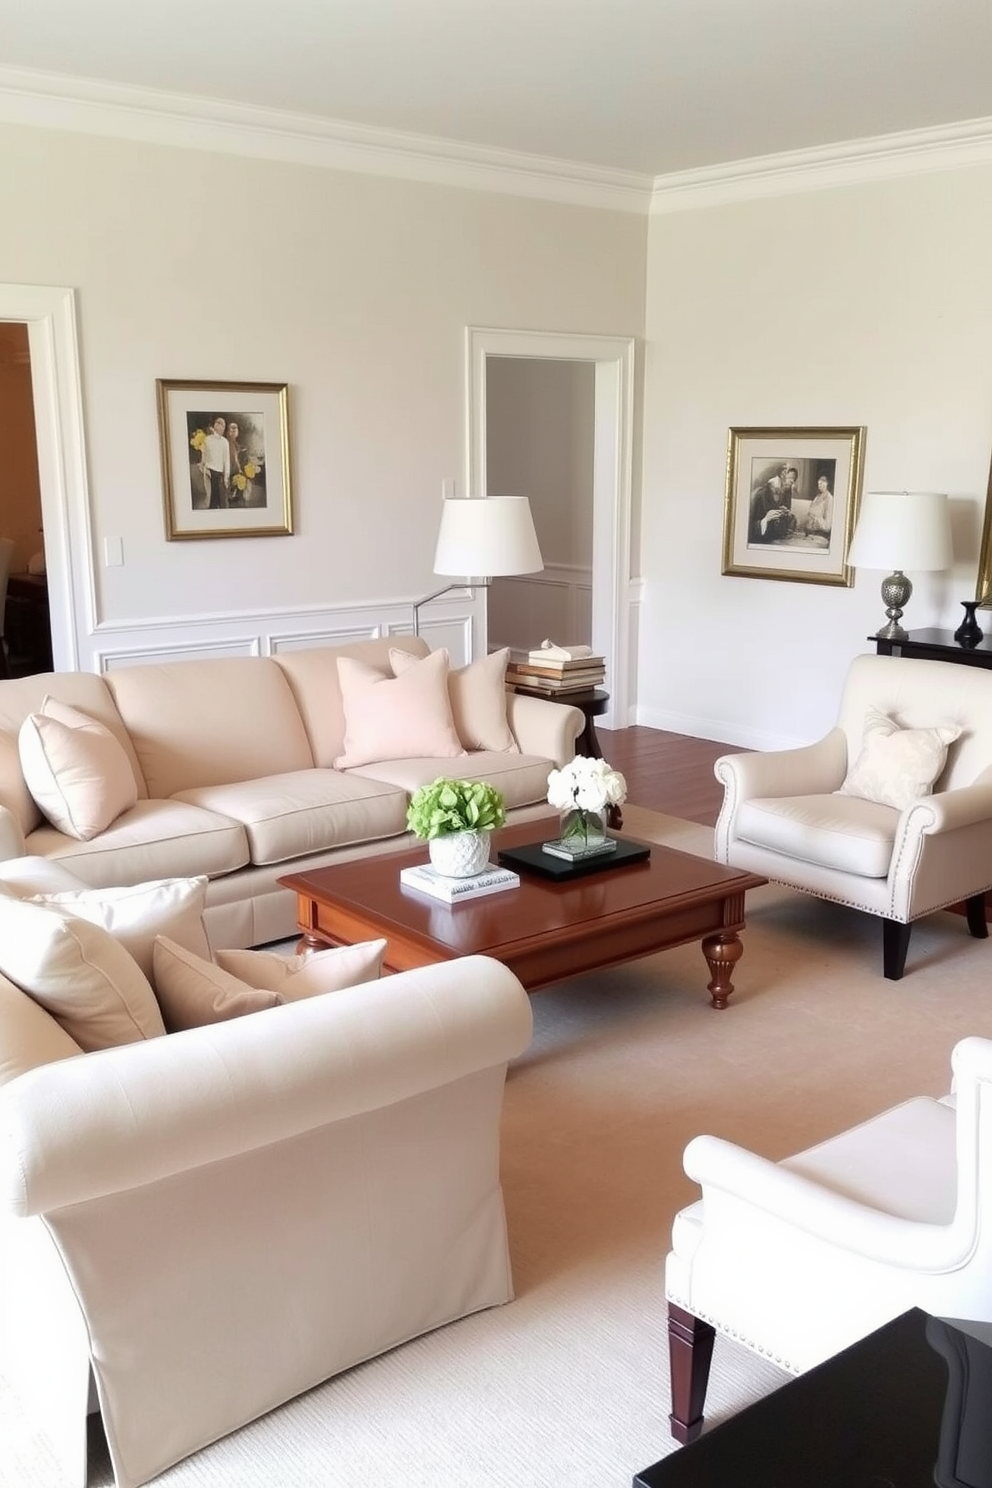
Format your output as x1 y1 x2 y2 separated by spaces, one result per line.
560 807 607 852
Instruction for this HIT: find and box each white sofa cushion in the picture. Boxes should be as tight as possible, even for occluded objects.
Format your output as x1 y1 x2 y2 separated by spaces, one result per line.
0 895 165 1051
172 770 409 866
24 799 251 887
391 646 519 754
838 705 962 811
18 697 138 840
153 937 280 1030
334 649 466 769
26 877 211 982
351 750 555 812
735 792 899 878
214 939 386 999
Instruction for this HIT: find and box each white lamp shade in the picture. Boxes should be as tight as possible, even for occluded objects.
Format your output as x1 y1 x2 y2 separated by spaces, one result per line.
432 496 544 578
849 491 953 572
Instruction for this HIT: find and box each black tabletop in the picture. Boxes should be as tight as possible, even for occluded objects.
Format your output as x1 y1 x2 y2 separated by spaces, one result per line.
634 1309 992 1487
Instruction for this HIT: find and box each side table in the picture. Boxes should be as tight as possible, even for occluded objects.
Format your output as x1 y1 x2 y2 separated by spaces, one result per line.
510 685 610 758
871 627 992 669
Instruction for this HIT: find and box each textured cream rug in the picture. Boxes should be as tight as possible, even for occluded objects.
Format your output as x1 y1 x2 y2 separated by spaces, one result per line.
6 805 992 1487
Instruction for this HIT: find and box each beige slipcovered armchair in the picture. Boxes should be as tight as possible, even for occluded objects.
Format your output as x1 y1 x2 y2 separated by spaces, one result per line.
0 951 533 1488
665 1035 992 1444
714 653 992 978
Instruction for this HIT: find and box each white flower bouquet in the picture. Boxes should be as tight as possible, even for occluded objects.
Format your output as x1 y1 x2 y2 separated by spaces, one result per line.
545 756 627 858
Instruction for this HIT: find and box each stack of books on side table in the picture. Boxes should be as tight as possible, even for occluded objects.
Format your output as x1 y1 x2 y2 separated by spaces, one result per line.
399 862 520 904
506 643 606 697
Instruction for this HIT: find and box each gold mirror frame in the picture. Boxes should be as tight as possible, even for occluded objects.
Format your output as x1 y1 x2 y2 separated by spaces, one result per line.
977 448 992 605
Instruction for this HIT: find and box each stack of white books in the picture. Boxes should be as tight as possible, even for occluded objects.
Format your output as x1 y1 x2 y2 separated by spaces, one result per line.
399 862 521 904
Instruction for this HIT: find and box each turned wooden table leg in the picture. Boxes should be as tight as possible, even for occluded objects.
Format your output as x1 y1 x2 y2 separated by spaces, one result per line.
668 1302 715 1444
701 931 744 1009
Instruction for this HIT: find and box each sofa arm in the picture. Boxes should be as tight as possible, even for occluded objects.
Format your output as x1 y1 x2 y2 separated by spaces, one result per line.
0 806 26 862
683 1131 969 1272
505 691 584 766
0 956 533 1218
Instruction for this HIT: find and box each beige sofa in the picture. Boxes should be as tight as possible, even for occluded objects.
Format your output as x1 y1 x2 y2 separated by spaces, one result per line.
0 948 533 1488
0 637 582 949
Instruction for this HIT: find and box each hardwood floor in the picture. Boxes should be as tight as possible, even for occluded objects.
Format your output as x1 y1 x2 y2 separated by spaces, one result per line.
596 726 742 827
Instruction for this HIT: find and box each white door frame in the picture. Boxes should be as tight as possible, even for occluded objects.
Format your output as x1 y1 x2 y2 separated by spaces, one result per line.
0 284 91 671
466 327 635 728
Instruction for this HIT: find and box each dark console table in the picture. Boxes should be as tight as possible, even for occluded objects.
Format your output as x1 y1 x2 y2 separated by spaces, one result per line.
872 627 992 669
634 1308 992 1487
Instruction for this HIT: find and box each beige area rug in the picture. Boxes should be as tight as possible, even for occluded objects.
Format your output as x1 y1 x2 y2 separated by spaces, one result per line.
7 804 992 1487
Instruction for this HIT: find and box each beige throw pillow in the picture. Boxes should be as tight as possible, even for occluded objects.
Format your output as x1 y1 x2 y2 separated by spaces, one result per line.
838 706 962 811
215 939 387 1000
0 895 165 1051
153 938 280 1032
18 697 138 840
27 877 211 983
391 646 519 754
333 648 465 769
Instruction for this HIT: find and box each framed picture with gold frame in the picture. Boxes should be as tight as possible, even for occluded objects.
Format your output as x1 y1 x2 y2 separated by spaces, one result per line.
722 425 866 585
156 379 293 540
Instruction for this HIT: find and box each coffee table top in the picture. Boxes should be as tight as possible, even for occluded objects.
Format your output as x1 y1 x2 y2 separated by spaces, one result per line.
281 818 764 977
635 1308 992 1486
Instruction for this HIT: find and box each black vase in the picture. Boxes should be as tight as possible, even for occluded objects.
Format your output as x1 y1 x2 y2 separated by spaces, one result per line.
954 601 984 647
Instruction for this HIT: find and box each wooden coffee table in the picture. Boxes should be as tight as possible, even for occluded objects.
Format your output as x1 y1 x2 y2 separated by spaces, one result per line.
279 819 766 1009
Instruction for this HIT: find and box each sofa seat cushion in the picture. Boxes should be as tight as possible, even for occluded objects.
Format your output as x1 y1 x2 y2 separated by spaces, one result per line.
735 793 899 878
172 769 409 867
349 751 554 812
24 799 250 887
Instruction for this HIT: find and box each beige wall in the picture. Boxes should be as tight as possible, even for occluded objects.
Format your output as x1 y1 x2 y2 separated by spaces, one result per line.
0 120 644 665
640 165 992 747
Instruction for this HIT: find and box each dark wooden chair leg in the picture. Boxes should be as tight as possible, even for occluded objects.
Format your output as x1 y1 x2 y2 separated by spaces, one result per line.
882 919 912 980
668 1302 715 1445
965 894 989 940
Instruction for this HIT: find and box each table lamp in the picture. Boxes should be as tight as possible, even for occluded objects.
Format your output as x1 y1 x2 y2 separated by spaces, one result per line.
413 496 544 635
848 490 952 641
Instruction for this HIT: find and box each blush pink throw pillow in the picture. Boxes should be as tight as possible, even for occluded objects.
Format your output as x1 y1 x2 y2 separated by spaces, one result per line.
390 646 519 753
333 648 466 769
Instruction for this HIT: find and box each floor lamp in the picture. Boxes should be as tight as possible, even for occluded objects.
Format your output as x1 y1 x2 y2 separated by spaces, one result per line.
413 496 544 637
849 490 952 641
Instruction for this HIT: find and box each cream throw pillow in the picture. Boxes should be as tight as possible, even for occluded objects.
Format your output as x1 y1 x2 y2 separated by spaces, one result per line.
18 697 137 840
0 895 165 1052
391 646 519 754
215 939 387 1000
334 648 465 769
27 877 211 983
838 706 962 811
153 938 280 1032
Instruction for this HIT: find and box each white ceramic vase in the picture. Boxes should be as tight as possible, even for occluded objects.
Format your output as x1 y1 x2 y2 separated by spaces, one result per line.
428 830 491 879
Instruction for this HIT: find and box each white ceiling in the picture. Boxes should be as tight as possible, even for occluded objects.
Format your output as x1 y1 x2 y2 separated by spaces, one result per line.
2 0 992 179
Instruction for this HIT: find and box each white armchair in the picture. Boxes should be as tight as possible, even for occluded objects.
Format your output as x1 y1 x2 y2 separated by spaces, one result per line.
714 653 992 978
664 1035 992 1444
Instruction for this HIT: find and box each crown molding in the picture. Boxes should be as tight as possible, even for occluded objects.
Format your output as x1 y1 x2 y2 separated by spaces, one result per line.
0 64 652 214
650 115 992 213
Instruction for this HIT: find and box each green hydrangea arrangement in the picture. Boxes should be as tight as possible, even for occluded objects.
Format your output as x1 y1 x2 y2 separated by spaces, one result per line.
407 777 506 839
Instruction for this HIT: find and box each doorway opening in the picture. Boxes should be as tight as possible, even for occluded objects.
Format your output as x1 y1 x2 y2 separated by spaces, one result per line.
466 328 635 729
0 323 52 675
